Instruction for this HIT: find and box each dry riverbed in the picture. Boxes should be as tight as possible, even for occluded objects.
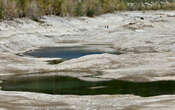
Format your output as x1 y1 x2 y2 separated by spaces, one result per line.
0 11 175 109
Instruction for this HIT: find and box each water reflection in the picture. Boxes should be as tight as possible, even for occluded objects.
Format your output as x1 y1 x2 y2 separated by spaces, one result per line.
24 47 115 59
1 76 175 97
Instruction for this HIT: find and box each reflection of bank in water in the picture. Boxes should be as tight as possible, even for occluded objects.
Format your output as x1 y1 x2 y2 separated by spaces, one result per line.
1 75 175 97
0 80 2 90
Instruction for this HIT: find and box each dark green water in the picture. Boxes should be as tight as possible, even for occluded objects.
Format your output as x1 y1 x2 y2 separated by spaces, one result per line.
1 76 175 97
24 47 115 59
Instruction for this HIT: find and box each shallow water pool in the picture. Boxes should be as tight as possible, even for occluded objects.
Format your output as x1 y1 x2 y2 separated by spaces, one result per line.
1 75 175 97
23 46 116 59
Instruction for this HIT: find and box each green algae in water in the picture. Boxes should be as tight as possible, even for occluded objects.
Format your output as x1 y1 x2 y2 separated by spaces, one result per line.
1 76 175 97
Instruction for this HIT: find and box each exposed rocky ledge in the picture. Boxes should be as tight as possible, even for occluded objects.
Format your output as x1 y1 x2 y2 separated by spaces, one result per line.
0 91 175 110
0 11 175 109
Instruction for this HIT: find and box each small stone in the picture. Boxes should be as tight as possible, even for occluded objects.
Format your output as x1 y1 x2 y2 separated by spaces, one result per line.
140 17 144 20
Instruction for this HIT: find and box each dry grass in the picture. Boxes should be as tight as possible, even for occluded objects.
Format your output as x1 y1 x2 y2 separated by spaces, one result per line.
0 0 175 19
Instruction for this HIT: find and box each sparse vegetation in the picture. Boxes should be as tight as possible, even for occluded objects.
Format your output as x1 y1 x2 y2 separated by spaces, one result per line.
0 0 175 19
0 1 3 19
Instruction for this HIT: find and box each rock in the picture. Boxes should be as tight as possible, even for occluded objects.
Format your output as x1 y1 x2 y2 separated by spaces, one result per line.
140 17 144 20
0 11 175 109
0 91 175 110
0 11 174 81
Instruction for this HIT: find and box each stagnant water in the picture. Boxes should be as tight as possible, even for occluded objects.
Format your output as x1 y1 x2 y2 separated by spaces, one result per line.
24 46 116 59
1 76 175 97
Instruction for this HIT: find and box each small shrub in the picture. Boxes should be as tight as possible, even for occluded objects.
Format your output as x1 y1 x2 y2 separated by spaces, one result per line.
52 0 63 16
75 2 83 16
86 8 95 17
101 0 117 13
137 2 144 10
151 2 161 10
17 0 28 17
0 2 3 19
117 1 127 10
